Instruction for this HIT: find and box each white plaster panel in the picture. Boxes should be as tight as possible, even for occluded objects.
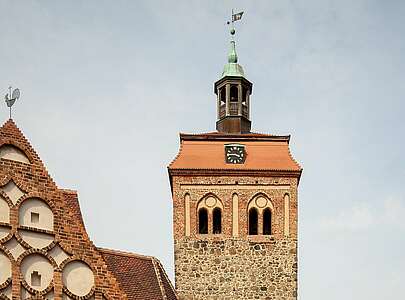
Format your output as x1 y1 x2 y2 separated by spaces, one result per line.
19 230 54 249
21 254 53 291
0 226 10 240
20 285 30 299
63 294 94 300
4 237 25 260
62 261 94 297
0 196 9 223
1 181 25 205
205 197 217 208
0 145 30 164
181 184 290 190
232 194 239 236
19 198 53 231
284 194 290 237
1 284 12 299
45 290 54 300
184 194 190 237
0 252 11 284
48 245 69 266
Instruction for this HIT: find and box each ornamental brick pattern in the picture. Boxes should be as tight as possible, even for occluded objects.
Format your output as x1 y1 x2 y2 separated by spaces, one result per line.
0 119 177 300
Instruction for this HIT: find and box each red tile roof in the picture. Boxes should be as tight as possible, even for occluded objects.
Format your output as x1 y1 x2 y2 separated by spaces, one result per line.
99 248 178 300
169 132 302 172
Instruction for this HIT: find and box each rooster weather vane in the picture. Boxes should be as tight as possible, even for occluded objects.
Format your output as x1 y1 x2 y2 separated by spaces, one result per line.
4 86 21 119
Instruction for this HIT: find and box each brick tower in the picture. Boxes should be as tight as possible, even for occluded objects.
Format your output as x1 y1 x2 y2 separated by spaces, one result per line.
168 27 302 299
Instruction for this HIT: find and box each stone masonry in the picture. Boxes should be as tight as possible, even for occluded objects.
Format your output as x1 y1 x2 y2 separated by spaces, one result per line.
171 174 299 300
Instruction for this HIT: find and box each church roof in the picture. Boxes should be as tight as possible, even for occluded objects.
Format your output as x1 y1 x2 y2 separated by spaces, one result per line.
100 248 177 300
169 132 302 174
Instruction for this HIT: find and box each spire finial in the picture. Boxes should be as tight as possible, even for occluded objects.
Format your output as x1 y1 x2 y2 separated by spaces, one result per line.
226 10 244 64
222 10 245 78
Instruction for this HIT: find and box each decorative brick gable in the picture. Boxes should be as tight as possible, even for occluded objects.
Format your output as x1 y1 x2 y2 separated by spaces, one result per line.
0 119 177 300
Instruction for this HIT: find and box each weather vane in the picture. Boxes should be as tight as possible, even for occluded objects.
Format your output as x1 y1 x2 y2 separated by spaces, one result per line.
4 86 21 119
227 9 244 38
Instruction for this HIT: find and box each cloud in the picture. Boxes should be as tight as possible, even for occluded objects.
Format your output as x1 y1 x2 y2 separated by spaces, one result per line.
319 196 405 232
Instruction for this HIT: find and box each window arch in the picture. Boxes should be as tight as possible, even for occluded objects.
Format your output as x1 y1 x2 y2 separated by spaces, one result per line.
19 198 54 231
212 207 222 234
0 144 30 164
247 194 274 236
248 207 258 235
196 194 223 235
263 208 272 235
198 208 208 234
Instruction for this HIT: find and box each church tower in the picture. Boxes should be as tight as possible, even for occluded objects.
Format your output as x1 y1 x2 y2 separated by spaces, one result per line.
168 25 302 299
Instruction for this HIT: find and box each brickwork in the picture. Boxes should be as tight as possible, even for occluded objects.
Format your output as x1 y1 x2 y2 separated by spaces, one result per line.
170 174 299 300
0 120 127 299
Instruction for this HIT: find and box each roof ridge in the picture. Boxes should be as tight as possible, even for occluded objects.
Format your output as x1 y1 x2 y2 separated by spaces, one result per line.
151 257 167 300
155 259 177 299
98 247 154 261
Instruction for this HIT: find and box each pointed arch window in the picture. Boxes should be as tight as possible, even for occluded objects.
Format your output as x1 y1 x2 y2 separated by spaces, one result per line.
198 208 208 234
248 207 258 235
196 195 224 235
212 207 222 234
263 208 272 235
247 195 274 236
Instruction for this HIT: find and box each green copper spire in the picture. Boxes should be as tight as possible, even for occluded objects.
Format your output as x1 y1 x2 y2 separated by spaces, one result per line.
228 40 238 63
221 29 245 78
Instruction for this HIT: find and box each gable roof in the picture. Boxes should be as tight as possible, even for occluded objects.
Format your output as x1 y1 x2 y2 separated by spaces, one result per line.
0 119 57 188
99 248 178 300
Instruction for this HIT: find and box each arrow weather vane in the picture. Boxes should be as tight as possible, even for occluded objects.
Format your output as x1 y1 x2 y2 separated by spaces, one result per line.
4 86 21 119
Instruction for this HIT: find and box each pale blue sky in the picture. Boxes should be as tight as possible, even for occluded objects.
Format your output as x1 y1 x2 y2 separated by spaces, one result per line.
1 1 404 299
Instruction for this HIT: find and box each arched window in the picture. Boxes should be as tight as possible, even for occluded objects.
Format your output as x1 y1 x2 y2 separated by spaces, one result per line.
263 208 272 235
230 85 238 102
248 207 258 235
220 87 226 103
247 194 274 236
197 195 223 235
212 207 222 234
198 208 208 234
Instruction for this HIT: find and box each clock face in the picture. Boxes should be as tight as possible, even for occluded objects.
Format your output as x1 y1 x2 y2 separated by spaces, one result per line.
225 144 245 164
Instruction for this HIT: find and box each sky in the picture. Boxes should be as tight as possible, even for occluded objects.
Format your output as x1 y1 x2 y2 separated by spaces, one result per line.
1 1 404 299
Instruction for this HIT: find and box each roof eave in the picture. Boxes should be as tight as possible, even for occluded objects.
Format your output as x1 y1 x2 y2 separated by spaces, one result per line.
179 133 291 143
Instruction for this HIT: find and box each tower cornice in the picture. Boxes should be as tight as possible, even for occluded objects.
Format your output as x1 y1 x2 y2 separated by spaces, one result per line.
179 132 291 143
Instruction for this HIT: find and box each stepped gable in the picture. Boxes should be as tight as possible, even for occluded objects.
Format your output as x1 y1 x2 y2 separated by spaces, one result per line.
169 132 302 176
0 119 177 299
100 248 177 300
